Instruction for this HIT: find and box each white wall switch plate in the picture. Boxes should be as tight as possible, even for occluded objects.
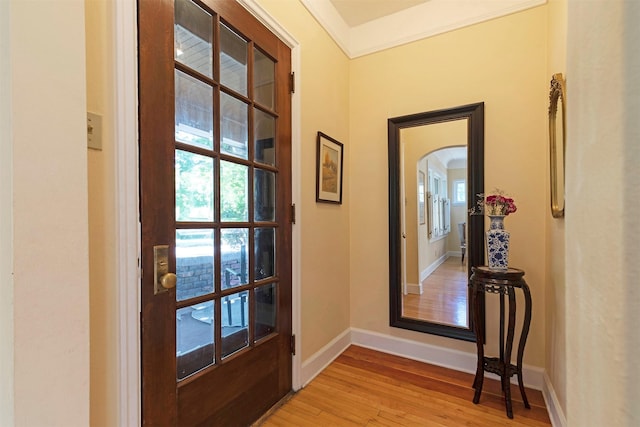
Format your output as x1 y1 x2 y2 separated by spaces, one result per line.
87 112 102 150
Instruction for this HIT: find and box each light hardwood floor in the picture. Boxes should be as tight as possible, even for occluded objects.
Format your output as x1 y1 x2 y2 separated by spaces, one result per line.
403 256 469 327
258 346 551 426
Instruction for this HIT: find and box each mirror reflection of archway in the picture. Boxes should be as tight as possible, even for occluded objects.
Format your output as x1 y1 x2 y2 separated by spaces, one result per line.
400 121 469 328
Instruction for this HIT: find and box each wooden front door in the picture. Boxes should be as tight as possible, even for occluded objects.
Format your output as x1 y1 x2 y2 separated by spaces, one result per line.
138 0 292 424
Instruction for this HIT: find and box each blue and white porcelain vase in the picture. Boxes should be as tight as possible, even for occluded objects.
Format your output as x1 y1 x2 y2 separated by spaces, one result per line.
486 215 510 271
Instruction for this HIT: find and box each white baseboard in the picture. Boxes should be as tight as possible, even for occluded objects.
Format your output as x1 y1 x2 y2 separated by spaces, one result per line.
420 253 448 282
300 328 351 387
350 328 544 390
542 372 567 427
406 282 422 295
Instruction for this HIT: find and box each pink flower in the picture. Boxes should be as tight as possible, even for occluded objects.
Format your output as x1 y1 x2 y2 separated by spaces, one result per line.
470 189 518 216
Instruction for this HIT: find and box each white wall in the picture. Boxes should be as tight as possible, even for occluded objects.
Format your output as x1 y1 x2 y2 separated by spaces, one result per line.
0 0 14 423
545 0 568 422
566 0 640 424
3 0 91 425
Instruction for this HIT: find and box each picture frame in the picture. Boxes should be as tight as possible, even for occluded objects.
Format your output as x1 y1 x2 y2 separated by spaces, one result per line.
316 132 344 204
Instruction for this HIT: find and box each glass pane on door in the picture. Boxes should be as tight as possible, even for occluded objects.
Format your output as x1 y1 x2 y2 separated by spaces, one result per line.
221 290 249 358
220 24 247 95
220 93 248 159
177 301 215 379
175 150 214 222
220 228 249 290
220 161 248 222
176 229 214 301
253 48 274 109
174 0 213 78
254 109 275 166
175 70 213 149
255 283 276 341
254 169 275 222
254 227 275 280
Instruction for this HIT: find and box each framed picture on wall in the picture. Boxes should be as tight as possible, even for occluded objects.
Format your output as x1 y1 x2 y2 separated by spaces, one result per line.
316 132 344 204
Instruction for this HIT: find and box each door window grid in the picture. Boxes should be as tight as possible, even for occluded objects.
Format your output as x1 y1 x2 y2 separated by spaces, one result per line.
173 0 281 378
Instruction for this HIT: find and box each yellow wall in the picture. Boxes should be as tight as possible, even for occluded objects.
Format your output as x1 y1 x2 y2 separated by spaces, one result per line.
545 0 567 420
85 1 118 425
349 6 549 366
256 0 352 361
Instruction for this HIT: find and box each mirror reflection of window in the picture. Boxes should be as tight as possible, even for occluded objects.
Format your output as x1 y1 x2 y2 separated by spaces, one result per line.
427 162 449 240
417 171 426 225
453 180 466 205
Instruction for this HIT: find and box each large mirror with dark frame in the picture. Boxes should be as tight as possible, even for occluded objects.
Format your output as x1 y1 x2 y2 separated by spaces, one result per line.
388 103 484 341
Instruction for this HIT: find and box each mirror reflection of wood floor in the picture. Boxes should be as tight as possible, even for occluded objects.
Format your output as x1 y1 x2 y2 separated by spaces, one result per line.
257 345 551 426
403 256 468 327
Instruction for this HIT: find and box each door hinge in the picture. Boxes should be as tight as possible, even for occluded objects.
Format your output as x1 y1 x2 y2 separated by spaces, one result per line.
291 203 296 224
290 334 296 355
289 72 295 94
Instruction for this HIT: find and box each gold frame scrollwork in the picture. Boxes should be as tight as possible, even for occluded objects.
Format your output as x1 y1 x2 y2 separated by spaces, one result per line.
549 73 566 218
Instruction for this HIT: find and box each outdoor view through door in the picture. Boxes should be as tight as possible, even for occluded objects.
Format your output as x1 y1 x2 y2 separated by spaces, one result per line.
139 0 293 425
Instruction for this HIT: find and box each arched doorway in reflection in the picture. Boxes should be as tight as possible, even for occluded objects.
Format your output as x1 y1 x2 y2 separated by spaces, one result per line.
402 146 468 327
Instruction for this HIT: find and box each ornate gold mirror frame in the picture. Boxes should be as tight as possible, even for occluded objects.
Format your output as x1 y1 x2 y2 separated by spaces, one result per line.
549 73 566 218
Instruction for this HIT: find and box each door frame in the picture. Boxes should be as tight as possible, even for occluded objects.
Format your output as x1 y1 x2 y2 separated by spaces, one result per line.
113 1 302 424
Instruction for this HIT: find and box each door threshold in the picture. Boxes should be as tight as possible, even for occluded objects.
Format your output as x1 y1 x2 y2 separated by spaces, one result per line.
251 391 295 426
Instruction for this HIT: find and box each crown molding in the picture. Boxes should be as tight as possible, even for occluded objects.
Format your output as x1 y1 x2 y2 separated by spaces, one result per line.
301 0 547 59
299 0 352 54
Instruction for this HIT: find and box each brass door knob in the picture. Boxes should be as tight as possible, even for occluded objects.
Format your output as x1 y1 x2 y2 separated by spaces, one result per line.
159 272 177 289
